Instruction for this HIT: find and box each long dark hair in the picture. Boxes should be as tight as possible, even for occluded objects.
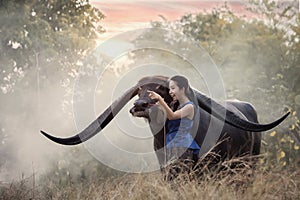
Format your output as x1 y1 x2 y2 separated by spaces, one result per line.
168 75 197 106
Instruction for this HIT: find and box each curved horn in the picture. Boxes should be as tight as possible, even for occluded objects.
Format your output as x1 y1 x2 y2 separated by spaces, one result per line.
195 91 290 132
40 85 139 145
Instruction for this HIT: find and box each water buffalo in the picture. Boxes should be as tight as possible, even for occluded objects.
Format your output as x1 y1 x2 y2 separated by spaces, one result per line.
41 76 289 167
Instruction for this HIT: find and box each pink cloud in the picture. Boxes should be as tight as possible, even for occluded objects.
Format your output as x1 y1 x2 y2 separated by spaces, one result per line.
93 1 252 22
91 1 254 39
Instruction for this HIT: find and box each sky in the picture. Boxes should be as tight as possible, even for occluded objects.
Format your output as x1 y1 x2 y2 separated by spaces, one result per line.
90 0 250 40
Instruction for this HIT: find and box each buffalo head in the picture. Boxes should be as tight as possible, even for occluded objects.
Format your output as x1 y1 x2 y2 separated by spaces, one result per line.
129 76 172 120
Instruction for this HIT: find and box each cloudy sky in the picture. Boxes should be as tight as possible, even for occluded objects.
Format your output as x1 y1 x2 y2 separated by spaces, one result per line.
90 0 249 40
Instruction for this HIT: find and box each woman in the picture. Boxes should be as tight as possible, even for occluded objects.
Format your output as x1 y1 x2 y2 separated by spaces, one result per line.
148 75 200 179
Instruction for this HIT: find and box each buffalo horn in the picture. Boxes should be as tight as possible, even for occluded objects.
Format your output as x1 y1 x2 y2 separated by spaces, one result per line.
40 85 139 145
195 91 289 132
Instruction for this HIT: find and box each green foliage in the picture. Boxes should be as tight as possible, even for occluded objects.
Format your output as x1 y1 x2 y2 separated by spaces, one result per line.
0 0 105 93
0 0 105 180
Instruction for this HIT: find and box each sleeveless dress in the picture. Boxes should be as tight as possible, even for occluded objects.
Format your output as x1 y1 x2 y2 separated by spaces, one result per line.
166 101 200 155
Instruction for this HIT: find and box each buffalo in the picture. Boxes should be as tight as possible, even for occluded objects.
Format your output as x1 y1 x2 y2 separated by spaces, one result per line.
41 75 289 168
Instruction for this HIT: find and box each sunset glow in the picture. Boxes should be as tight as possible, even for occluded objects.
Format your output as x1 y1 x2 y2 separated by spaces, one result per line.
90 0 250 40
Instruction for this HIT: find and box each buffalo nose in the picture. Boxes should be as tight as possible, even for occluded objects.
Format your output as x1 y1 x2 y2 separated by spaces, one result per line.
134 99 149 107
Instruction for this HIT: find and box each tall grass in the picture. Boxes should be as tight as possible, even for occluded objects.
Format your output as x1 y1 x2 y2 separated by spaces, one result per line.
1 158 299 200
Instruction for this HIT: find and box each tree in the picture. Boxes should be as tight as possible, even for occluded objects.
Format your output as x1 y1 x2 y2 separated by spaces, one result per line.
0 0 105 177
0 0 105 93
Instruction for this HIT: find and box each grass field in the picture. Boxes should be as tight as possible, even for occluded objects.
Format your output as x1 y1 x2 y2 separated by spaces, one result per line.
1 158 299 200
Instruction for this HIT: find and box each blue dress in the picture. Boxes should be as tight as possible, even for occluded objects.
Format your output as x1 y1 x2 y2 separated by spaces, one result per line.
166 101 200 155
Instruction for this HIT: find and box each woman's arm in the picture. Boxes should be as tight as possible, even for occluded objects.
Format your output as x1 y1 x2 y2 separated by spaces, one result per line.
148 90 194 120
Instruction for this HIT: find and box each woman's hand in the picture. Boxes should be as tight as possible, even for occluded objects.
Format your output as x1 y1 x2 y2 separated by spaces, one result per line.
148 90 162 101
148 90 192 120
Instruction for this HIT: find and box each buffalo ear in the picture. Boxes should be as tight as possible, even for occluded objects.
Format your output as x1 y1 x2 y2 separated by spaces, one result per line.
155 85 172 104
155 85 165 91
131 86 140 98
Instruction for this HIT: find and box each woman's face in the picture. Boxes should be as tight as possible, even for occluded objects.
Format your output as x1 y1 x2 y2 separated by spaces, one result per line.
169 80 185 101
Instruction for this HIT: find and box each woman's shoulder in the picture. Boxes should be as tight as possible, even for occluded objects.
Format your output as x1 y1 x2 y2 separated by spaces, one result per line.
180 101 195 108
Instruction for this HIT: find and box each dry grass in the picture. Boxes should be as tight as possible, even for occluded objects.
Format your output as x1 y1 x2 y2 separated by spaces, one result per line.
1 159 299 200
